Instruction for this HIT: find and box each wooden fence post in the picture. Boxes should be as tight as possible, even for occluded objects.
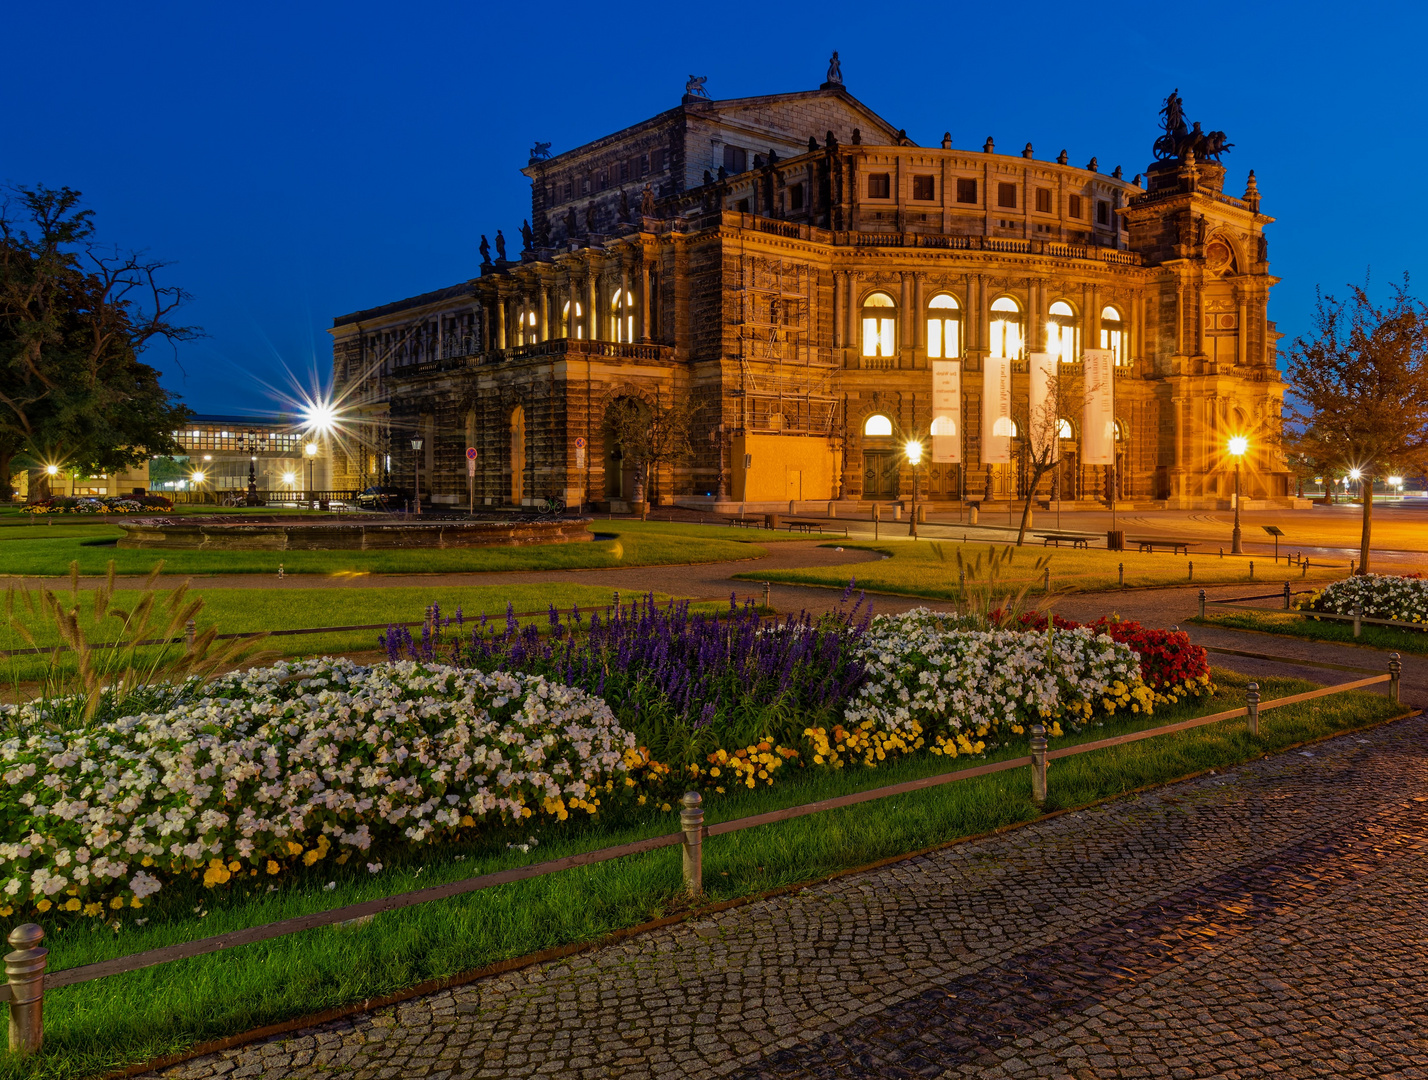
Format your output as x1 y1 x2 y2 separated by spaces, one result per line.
1199 589 1206 619
1029 723 1048 806
1246 682 1260 736
1389 653 1402 703
680 791 704 898
1283 582 1291 609
4 923 47 1055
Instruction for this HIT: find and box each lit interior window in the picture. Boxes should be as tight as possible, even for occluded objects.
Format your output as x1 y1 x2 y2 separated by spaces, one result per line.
861 292 896 358
1057 418 1074 439
864 414 893 437
926 294 961 359
611 289 635 342
1100 306 1125 364
562 300 584 340
1046 300 1079 363
990 297 1023 360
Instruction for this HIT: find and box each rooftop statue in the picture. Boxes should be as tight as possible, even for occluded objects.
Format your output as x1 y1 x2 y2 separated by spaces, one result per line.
520 219 534 251
528 141 552 165
1153 89 1233 163
494 230 507 261
826 51 843 86
479 234 491 265
685 75 709 99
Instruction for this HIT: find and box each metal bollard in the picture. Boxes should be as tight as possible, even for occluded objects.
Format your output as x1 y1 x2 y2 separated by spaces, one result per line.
1249 561 1254 581
763 581 771 611
1119 562 1124 587
1350 559 1356 576
1029 723 1048 806
5 923 47 1055
1354 604 1362 638
184 619 196 653
612 590 620 620
1389 653 1402 703
278 562 284 580
1199 589 1206 619
1284 582 1292 609
680 791 704 898
1188 561 1194 582
1246 681 1260 736
1302 559 1308 578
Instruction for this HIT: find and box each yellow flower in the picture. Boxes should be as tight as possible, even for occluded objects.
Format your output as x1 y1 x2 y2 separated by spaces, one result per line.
140 856 154 867
131 897 143 908
660 802 672 812
64 897 81 911
110 896 125 910
228 860 242 873
266 860 280 875
286 841 303 856
36 899 52 913
0 906 11 918
83 902 103 917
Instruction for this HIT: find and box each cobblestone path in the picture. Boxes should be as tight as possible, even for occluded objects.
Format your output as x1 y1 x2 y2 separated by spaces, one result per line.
147 717 1428 1080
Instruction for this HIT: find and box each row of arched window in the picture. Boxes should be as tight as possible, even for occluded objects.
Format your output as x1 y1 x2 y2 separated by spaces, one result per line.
862 413 1126 441
511 290 640 346
860 292 1126 364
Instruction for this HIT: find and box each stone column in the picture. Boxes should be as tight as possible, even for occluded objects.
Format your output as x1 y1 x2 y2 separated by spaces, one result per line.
538 284 549 341
587 272 598 341
1238 293 1248 366
900 272 913 361
641 260 652 341
619 266 631 342
847 272 860 353
832 270 843 349
497 298 507 350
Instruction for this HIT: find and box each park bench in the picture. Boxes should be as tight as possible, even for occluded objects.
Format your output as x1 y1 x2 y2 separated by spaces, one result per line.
718 515 763 529
784 518 849 536
1127 537 1199 555
1039 532 1099 549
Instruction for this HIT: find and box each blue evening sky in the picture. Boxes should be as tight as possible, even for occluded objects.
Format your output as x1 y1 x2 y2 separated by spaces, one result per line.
4 0 1422 417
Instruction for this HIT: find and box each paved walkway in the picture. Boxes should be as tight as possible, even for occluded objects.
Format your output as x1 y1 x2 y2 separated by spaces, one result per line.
145 716 1428 1080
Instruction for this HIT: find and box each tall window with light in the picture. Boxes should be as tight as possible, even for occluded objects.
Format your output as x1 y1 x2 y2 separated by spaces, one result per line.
516 307 537 346
926 294 961 358
861 292 897 359
1100 306 1125 364
562 300 584 340
1046 300 1079 363
989 296 1023 360
612 289 635 342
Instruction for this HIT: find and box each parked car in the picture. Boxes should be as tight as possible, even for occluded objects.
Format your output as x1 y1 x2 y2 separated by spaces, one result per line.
354 485 412 511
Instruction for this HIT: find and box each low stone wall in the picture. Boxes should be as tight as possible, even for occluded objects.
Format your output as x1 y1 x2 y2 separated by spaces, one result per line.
116 517 594 550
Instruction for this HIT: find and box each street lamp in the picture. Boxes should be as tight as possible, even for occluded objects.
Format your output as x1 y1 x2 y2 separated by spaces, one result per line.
1227 436 1248 555
410 437 423 516
1349 468 1362 499
304 441 318 507
905 439 923 539
1389 475 1404 497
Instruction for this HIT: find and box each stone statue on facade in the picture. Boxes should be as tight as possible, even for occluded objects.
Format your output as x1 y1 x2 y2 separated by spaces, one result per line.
565 206 578 238
585 201 597 233
641 183 656 218
1153 89 1233 163
704 169 714 185
520 219 534 250
479 234 491 264
528 141 552 165
685 75 709 99
495 230 507 261
826 51 843 86
619 188 631 222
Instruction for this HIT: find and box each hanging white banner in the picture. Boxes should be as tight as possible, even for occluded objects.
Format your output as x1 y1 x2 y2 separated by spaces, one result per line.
1027 352 1058 461
981 355 1012 464
1082 348 1116 465
930 360 961 463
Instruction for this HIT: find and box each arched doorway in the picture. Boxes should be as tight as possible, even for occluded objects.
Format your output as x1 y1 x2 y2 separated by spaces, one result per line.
509 405 525 505
602 397 650 502
861 413 899 499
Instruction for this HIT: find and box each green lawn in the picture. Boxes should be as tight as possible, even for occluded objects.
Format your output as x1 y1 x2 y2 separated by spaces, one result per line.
1194 608 1428 654
0 519 799 577
4 669 1403 1080
738 538 1339 600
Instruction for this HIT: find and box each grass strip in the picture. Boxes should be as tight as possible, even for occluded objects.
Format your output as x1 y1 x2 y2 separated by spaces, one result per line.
1194 608 1428 654
1 668 1403 1080
739 539 1340 599
0 519 797 577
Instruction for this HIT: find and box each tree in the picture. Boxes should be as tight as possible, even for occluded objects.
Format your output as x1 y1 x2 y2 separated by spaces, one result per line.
603 393 696 512
0 185 197 500
1012 361 1076 546
1284 275 1428 574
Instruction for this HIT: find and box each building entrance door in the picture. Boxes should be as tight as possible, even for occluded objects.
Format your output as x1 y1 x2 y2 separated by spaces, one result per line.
862 451 900 499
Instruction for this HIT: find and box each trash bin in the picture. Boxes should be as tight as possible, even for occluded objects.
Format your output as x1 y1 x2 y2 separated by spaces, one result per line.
1107 529 1125 551
764 512 780 530
969 504 979 525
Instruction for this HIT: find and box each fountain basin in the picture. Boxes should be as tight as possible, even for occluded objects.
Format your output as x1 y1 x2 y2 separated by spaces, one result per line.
115 516 594 550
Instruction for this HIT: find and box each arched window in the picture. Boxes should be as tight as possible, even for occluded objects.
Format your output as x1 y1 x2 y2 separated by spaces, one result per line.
562 300 584 340
992 417 1019 437
864 414 893 437
516 306 538 346
611 289 635 342
930 415 957 436
926 294 961 359
990 296 1023 360
1114 418 1128 442
1057 418 1075 439
1046 300 1080 363
861 292 897 359
1101 306 1125 364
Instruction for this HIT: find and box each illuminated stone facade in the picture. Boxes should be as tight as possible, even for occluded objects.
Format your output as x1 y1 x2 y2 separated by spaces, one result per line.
330 74 1286 511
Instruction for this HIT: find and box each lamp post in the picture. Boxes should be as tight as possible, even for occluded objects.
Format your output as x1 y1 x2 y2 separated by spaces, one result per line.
905 439 923 539
1228 436 1247 554
304 442 318 507
1349 467 1362 501
410 437 423 516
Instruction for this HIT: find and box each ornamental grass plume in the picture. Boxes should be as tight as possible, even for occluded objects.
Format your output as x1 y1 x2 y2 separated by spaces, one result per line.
946 545 1056 630
2 559 271 732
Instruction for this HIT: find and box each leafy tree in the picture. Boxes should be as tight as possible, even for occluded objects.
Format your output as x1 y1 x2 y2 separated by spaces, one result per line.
1284 275 1428 573
0 185 197 500
603 393 696 511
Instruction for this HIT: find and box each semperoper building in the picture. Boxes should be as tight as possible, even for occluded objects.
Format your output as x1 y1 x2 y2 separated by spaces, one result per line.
329 62 1286 512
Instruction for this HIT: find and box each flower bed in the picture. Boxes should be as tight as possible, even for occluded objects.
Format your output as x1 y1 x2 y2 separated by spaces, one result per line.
1297 573 1428 626
21 494 172 515
828 609 1155 767
0 658 631 917
1001 612 1212 703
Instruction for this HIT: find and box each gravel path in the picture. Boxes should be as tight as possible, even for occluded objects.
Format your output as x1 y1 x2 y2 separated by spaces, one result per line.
139 714 1428 1080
